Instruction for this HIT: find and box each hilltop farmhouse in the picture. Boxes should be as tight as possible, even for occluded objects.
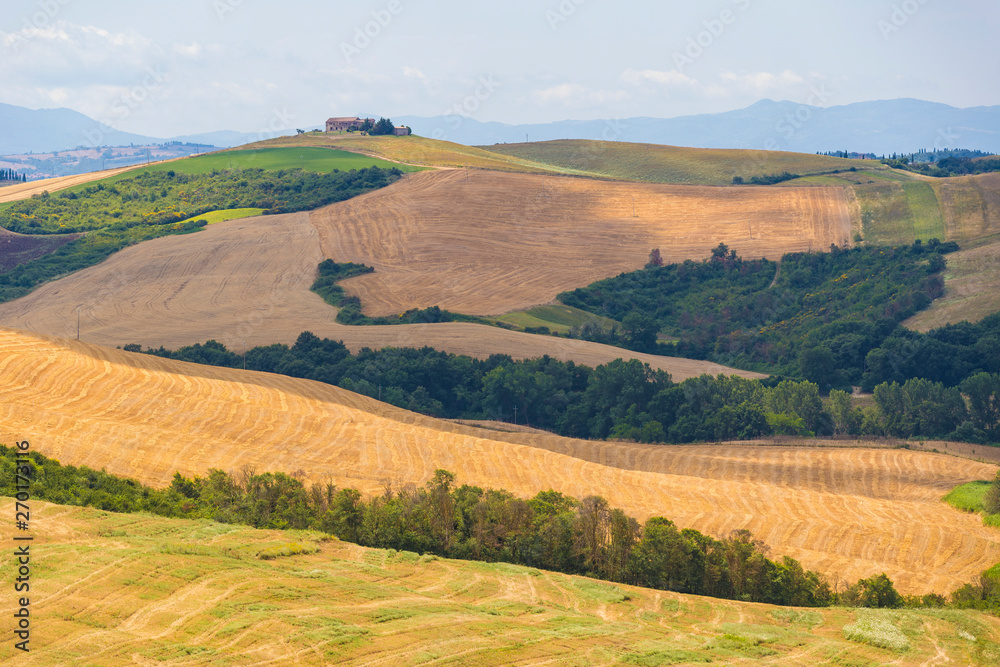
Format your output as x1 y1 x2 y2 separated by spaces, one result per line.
326 116 373 132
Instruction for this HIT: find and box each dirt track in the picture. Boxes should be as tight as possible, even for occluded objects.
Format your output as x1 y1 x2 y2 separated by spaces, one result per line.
311 170 853 316
0 327 996 595
0 212 759 379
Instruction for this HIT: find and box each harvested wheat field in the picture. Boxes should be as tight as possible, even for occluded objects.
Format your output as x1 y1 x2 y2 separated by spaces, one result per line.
904 238 1000 331
311 169 852 316
0 163 156 203
1 327 996 595
6 501 998 666
0 210 758 380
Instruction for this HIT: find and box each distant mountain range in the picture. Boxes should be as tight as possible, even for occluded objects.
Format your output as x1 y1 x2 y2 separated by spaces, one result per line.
2 99 999 158
0 102 297 155
396 99 1000 156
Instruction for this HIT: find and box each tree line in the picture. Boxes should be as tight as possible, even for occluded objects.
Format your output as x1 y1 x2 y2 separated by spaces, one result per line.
4 445 934 609
129 333 1000 445
0 168 27 183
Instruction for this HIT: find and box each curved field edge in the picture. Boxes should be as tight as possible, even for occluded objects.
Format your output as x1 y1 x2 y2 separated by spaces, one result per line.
0 327 997 594
0 208 759 381
4 499 998 665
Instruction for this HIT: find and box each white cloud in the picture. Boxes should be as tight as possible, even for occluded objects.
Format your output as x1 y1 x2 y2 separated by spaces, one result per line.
720 69 805 96
403 66 427 80
173 42 203 58
621 68 698 88
531 83 627 107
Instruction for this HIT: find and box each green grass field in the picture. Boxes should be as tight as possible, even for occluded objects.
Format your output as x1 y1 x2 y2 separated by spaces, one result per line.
903 181 947 240
494 304 619 334
6 498 1000 665
945 481 992 513
178 208 266 225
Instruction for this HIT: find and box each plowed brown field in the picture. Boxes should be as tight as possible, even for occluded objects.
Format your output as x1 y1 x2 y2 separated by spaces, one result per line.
311 170 853 316
0 210 760 380
1 327 996 595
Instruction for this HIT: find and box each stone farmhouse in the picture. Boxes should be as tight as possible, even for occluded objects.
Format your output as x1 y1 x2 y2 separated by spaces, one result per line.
325 117 373 132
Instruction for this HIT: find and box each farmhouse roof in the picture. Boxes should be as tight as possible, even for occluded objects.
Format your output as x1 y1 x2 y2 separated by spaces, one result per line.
327 116 361 122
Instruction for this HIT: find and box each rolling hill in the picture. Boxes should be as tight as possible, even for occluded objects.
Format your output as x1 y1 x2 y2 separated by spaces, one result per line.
0 211 758 379
4 499 999 665
0 326 997 595
309 169 852 316
478 139 875 186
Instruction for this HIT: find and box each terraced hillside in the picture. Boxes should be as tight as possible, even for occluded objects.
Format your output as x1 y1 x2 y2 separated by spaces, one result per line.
0 212 757 379
5 499 999 665
310 169 851 316
0 327 996 594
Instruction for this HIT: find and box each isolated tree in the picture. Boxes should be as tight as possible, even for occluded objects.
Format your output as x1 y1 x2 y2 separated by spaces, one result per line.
646 248 664 268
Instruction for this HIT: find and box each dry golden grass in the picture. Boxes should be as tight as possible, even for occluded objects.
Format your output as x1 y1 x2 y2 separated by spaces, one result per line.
0 163 164 203
0 327 996 595
0 212 756 380
904 239 1000 331
246 133 565 174
5 499 999 665
311 169 852 316
935 172 1000 244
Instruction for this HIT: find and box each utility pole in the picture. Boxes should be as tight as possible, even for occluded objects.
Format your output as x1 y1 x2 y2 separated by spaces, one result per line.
513 405 517 424
76 306 80 341
242 340 247 370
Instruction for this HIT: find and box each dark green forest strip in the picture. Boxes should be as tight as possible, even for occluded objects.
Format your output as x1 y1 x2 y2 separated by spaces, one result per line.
129 333 1000 445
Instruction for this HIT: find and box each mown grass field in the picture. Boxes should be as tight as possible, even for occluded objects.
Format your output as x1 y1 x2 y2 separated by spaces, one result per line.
3 498 999 665
479 139 883 186
178 207 266 225
492 303 620 334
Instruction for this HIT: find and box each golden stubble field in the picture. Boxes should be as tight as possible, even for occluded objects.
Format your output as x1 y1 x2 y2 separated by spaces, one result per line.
311 169 853 316
4 500 998 665
0 327 996 596
0 211 757 380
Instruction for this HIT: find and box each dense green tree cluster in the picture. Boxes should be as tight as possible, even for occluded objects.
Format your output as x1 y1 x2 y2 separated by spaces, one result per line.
560 242 957 385
0 166 401 235
890 156 1000 178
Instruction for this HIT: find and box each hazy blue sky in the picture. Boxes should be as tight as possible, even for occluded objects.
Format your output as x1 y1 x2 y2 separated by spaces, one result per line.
1 0 996 136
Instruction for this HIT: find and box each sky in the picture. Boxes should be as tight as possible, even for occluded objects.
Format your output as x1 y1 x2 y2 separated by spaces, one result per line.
1 0 997 137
